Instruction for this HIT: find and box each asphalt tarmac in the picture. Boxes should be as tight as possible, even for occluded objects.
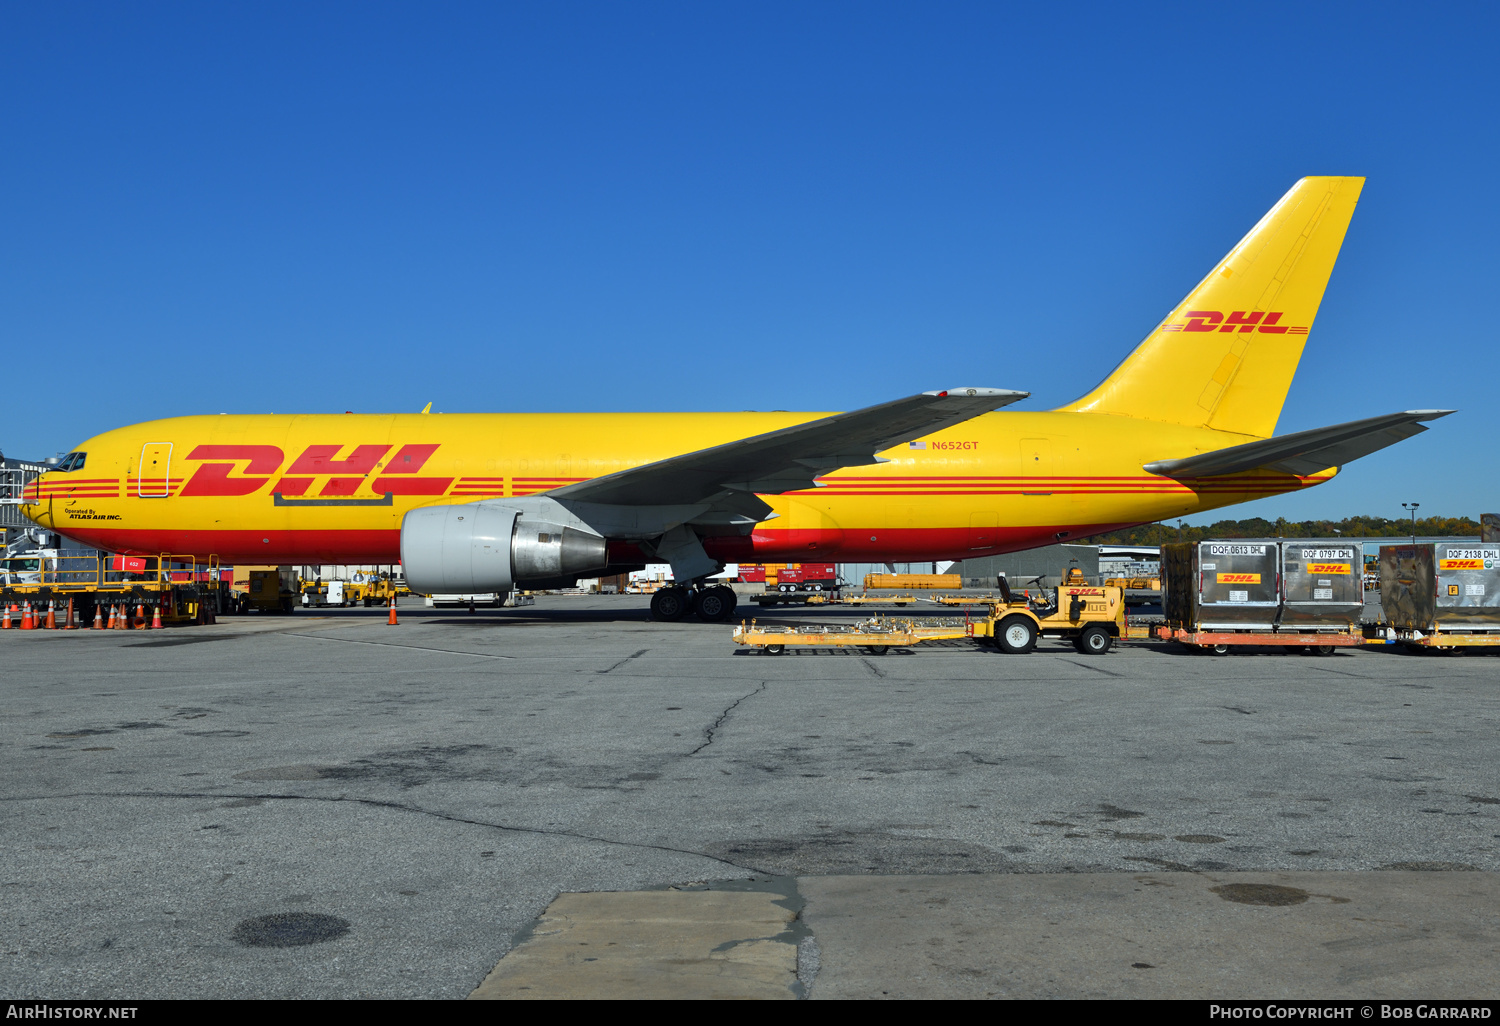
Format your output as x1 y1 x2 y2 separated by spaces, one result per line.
2 596 1497 998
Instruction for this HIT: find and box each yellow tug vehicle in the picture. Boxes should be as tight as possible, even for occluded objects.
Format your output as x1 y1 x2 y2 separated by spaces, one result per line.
966 570 1127 655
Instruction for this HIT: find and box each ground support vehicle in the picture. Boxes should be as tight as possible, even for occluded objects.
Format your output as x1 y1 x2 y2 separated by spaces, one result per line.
746 562 841 606
863 573 963 590
302 579 354 607
845 594 916 607
967 577 1127 655
1104 577 1162 607
0 552 226 627
232 566 299 614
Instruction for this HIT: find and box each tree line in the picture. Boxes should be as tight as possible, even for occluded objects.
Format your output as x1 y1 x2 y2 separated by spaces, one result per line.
1082 515 1483 546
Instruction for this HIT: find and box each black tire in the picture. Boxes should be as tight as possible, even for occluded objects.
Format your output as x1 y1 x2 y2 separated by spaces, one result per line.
1077 624 1112 655
1207 643 1231 656
764 644 785 655
650 587 690 622
996 615 1038 654
863 645 889 656
1311 644 1336 657
695 585 737 622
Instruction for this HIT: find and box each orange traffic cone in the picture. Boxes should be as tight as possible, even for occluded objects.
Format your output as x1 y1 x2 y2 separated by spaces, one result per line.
1 605 11 630
134 601 147 629
115 603 128 630
44 601 56 630
62 597 77 630
92 604 104 629
20 602 35 630
150 604 162 629
386 595 398 626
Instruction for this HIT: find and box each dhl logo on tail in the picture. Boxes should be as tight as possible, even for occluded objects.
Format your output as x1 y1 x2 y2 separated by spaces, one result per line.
1162 311 1309 335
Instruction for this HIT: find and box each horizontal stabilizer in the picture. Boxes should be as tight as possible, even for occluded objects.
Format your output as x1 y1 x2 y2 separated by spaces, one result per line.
1143 410 1455 478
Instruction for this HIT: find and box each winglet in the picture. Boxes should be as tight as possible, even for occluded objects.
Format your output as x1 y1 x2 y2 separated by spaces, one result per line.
420 402 433 414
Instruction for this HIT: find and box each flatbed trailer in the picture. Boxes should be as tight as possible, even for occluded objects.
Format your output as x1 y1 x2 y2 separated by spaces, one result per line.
735 621 917 654
844 594 917 607
734 615 975 654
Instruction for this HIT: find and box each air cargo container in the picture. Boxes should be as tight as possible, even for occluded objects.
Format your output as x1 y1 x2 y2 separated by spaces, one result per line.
1279 541 1364 627
1377 543 1500 648
1162 541 1280 630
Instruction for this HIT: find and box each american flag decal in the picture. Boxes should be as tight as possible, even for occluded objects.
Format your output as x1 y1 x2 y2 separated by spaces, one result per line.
909 441 926 449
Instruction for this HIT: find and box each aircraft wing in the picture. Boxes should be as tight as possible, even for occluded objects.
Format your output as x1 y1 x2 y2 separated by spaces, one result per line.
547 388 1028 508
1143 410 1455 478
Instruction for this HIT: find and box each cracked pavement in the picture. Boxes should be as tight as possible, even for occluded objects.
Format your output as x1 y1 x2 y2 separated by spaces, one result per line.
2 596 1498 997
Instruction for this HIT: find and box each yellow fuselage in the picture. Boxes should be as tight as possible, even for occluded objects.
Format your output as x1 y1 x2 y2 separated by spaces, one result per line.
21 410 1331 565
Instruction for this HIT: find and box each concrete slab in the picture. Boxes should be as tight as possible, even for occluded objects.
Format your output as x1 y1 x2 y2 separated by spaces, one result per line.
3 597 1498 997
799 871 1500 999
469 889 798 999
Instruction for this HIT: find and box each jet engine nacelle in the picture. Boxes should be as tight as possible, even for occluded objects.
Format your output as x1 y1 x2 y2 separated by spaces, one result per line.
400 499 610 595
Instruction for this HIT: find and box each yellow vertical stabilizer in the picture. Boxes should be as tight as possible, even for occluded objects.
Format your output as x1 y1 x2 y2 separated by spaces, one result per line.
1062 176 1365 438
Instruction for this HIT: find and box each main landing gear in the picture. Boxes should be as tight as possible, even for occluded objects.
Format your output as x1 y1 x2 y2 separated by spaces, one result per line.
649 584 738 623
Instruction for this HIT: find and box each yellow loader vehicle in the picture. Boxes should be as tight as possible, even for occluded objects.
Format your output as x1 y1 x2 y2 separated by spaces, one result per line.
970 570 1126 655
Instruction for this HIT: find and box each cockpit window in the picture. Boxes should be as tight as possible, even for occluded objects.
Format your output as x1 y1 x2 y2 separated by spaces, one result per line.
56 452 86 472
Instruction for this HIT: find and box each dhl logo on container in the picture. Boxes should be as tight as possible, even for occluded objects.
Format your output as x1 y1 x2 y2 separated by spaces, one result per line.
1307 562 1352 574
1161 311 1309 335
1216 573 1261 584
1439 559 1486 570
179 444 449 497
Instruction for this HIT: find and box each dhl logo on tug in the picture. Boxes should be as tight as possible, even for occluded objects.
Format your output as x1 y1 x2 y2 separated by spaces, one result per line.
178 444 450 499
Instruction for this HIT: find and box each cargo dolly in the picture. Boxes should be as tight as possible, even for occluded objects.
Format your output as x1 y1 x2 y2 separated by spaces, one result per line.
733 615 974 655
1152 624 1366 655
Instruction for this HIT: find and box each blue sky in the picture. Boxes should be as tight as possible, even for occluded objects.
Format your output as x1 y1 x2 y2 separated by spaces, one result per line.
2 1 1495 523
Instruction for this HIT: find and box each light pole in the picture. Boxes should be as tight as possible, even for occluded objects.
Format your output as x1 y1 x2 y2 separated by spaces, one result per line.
1402 503 1420 545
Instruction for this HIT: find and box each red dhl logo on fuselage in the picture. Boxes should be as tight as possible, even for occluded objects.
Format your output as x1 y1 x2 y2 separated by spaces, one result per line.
179 444 450 497
1161 311 1309 335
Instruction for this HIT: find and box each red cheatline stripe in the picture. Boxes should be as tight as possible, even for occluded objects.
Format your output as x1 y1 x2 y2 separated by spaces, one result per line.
457 477 507 482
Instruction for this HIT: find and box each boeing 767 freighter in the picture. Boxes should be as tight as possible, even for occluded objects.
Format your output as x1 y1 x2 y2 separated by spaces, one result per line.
21 176 1450 621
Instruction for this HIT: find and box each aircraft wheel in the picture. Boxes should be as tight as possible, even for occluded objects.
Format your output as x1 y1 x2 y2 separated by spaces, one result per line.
696 585 737 622
1077 624 1112 655
650 587 691 622
996 616 1038 654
